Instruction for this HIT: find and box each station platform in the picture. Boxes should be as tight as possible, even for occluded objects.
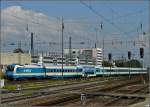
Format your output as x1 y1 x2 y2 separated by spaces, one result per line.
129 95 149 107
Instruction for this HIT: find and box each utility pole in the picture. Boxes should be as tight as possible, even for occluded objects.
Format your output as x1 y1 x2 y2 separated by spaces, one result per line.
149 0 150 86
62 17 64 78
18 41 21 65
102 36 104 75
100 22 104 76
69 36 72 65
95 28 98 48
148 0 150 96
0 18 1 72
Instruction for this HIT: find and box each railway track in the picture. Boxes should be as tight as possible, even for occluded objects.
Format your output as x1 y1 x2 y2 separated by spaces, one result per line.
1 79 112 104
102 84 148 106
2 76 147 106
61 83 148 106
34 79 145 106
1 77 130 105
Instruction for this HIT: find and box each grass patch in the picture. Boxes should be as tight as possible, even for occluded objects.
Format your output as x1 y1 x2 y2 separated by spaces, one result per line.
2 85 17 90
18 91 33 95
3 76 119 90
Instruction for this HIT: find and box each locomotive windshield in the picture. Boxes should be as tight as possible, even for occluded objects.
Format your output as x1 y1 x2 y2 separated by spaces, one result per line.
7 65 15 71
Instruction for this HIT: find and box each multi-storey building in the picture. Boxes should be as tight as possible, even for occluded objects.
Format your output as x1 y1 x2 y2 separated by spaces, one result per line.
64 48 103 66
31 48 103 66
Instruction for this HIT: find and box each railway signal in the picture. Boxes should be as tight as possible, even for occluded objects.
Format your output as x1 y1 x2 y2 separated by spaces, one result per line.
108 53 112 61
128 51 131 60
31 32 34 55
128 51 131 79
140 48 144 58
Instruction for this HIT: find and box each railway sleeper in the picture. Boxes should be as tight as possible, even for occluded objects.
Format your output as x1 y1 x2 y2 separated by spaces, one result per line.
34 94 80 106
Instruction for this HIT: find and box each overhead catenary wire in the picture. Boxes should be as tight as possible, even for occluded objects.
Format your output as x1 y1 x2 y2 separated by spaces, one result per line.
2 9 144 42
111 7 147 21
2 12 100 43
80 0 138 37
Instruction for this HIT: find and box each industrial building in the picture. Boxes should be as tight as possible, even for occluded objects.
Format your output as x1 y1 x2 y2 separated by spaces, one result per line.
0 53 31 66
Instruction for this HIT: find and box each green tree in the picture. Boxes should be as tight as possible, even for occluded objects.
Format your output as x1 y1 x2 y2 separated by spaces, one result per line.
102 61 113 67
115 59 125 67
114 59 142 68
125 59 142 68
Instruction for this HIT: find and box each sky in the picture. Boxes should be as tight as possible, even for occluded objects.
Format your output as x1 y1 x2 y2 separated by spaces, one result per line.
0 0 149 66
1 1 149 20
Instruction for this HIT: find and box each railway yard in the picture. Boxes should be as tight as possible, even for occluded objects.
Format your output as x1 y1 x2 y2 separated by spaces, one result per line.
1 0 150 106
1 75 149 106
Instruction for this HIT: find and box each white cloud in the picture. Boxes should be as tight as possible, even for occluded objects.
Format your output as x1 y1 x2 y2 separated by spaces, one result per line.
1 6 97 52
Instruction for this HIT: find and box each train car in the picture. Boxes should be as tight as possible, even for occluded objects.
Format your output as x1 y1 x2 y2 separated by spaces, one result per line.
45 65 82 78
95 66 147 76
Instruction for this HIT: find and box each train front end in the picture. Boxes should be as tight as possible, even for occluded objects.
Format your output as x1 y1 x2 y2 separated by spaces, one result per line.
5 64 16 79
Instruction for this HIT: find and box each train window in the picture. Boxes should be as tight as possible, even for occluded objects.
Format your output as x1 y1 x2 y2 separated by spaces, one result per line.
58 69 61 72
78 69 82 72
16 68 19 72
96 68 100 72
53 69 55 72
7 65 14 71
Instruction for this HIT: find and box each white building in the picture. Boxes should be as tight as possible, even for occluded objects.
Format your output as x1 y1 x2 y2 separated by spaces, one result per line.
30 48 103 66
64 48 103 66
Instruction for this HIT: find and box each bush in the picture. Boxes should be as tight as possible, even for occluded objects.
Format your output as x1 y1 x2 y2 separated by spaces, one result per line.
0 70 5 79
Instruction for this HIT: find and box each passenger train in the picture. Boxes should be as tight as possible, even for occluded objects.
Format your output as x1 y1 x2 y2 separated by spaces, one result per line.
4 56 147 80
5 64 147 80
